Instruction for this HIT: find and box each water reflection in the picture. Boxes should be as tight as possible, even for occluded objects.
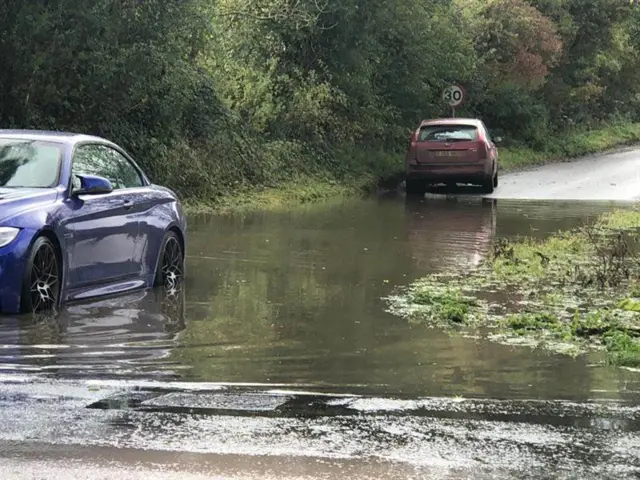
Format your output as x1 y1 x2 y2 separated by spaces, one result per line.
0 197 638 401
405 196 496 268
0 285 186 378
177 197 639 400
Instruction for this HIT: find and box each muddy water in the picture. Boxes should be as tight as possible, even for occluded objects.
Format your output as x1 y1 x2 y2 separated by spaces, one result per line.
1 195 638 401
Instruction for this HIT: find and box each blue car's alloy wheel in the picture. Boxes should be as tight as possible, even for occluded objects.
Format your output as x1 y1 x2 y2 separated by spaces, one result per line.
155 232 184 290
22 236 60 313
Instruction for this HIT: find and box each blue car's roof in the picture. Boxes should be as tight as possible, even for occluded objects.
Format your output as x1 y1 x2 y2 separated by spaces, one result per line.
0 129 107 145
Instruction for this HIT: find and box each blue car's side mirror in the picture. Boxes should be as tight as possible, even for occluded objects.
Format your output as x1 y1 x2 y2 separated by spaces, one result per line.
73 174 114 196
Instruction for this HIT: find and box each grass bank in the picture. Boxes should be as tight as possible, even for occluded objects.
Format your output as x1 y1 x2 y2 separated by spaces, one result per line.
184 180 360 215
385 210 640 368
499 122 640 171
184 122 640 214
183 148 403 215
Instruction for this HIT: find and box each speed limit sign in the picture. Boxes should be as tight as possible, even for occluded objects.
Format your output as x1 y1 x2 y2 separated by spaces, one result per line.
442 84 465 107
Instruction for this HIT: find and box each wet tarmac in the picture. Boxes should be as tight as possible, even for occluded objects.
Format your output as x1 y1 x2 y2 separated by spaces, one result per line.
487 146 640 201
2 148 640 478
1 376 639 478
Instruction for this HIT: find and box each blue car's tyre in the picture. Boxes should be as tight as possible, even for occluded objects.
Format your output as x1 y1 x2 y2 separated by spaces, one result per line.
154 231 184 289
21 236 61 314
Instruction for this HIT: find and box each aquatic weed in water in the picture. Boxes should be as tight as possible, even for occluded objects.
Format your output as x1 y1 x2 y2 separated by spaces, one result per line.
386 209 640 367
603 330 640 368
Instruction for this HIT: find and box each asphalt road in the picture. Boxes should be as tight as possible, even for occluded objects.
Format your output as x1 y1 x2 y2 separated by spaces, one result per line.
489 146 640 201
2 148 640 479
0 376 639 480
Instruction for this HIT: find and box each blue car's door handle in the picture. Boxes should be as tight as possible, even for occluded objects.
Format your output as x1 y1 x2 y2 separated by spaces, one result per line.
122 199 133 210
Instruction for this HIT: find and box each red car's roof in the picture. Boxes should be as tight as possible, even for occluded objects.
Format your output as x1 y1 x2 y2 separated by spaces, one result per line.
419 118 481 127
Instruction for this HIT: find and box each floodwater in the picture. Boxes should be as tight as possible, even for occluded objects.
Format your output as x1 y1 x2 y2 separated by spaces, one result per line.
1 195 639 402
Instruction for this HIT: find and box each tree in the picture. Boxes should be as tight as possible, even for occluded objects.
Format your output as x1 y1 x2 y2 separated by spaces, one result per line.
475 0 563 90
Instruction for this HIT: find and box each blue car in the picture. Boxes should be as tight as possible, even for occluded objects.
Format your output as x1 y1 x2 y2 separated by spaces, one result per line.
0 130 187 314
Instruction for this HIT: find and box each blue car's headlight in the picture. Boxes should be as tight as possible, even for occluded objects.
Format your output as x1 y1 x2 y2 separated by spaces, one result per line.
0 227 20 248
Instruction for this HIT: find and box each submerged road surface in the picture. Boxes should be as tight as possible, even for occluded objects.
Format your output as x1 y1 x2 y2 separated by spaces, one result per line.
2 147 640 479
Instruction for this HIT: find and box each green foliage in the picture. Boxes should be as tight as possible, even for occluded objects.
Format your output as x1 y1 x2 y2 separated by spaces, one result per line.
603 330 640 367
0 0 639 202
617 298 640 312
474 0 563 89
480 85 552 147
506 312 561 333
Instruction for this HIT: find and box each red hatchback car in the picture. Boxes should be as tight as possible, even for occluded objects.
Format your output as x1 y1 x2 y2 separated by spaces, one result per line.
404 118 500 195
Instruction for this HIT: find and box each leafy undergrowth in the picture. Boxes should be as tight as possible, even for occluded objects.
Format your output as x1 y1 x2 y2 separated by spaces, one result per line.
386 209 640 368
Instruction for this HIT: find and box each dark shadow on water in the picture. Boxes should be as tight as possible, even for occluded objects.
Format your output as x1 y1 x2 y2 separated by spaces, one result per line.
425 182 486 197
85 383 640 432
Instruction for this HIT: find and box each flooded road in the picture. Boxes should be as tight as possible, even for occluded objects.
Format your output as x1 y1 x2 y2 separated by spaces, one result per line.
1 196 637 400
2 192 640 478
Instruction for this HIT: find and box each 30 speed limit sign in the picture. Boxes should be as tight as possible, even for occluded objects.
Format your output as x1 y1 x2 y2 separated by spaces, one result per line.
442 84 465 107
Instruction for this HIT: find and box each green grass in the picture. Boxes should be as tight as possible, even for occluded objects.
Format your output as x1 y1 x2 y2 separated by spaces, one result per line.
603 330 640 368
183 147 404 215
386 209 640 368
184 179 360 215
500 122 640 171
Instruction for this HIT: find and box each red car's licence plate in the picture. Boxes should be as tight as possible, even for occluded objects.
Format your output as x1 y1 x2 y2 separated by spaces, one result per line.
434 150 461 157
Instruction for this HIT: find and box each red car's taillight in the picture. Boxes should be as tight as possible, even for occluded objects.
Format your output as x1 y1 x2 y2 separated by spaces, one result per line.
406 129 420 166
477 141 488 160
409 129 419 148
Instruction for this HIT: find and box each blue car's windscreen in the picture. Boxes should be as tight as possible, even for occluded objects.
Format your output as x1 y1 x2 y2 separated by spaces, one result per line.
0 139 62 188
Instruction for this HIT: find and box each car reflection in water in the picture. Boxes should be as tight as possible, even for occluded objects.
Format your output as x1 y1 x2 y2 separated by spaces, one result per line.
405 195 497 270
0 285 186 378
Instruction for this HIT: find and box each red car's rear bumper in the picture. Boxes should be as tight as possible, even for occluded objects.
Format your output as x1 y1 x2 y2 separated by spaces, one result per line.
406 161 491 184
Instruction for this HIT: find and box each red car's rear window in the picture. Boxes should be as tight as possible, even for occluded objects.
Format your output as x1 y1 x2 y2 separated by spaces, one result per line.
418 124 479 142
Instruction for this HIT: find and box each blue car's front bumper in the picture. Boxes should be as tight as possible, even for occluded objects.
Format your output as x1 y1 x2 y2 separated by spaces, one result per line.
0 228 38 314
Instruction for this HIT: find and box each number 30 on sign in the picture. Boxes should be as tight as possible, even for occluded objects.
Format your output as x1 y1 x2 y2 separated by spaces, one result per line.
442 84 465 107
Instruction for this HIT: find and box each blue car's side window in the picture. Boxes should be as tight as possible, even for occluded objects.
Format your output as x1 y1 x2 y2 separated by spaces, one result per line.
102 147 144 189
72 145 143 190
72 145 123 189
